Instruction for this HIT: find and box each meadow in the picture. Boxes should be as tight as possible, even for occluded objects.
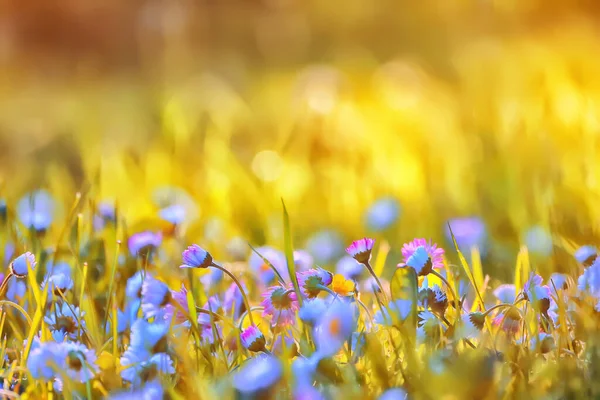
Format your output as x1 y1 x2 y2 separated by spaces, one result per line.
3 1 600 399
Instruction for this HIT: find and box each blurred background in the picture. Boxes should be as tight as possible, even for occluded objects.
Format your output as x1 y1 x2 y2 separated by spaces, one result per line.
2 0 600 279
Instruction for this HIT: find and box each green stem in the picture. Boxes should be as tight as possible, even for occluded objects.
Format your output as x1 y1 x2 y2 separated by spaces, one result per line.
0 272 14 298
211 263 255 325
363 261 388 302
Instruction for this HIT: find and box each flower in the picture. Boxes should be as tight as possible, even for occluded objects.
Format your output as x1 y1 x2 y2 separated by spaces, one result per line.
399 238 445 276
248 246 289 284
129 319 170 354
109 381 164 400
345 237 375 264
232 355 282 395
141 276 172 319
417 310 443 345
365 197 401 231
331 274 356 297
180 244 213 269
445 217 487 254
272 333 299 357
17 190 55 231
313 300 356 358
41 262 73 297
492 308 521 334
27 341 63 380
126 271 146 300
298 298 327 325
121 351 175 387
374 299 413 326
62 342 98 383
578 259 600 297
223 282 246 320
261 285 299 327
336 256 364 280
548 273 569 290
241 325 266 352
493 284 516 304
164 284 189 324
128 231 162 257
159 204 186 225
200 267 223 288
462 314 483 339
10 251 36 278
93 201 116 231
293 250 314 272
575 245 598 266
523 273 552 313
296 268 333 298
418 284 448 315
530 332 555 353
306 229 344 265
44 302 85 341
524 226 553 256
379 388 408 400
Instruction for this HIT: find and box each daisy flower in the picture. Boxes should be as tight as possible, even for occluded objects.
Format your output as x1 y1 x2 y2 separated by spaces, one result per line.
10 251 36 278
141 275 172 319
241 325 266 352
180 244 213 269
345 237 375 264
27 341 63 381
44 302 85 341
233 355 282 395
128 231 162 257
306 229 344 265
261 285 299 327
575 245 598 266
298 298 327 325
223 282 246 320
374 299 413 326
249 246 289 285
61 342 98 383
399 238 445 276
523 273 552 313
418 284 448 315
296 268 333 298
493 284 516 304
331 274 356 297
445 217 487 255
17 190 55 232
313 300 356 358
121 350 175 387
364 197 401 232
336 256 364 280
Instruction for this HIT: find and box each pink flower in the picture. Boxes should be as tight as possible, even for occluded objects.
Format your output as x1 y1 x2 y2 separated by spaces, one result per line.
261 285 299 327
399 239 445 276
345 238 375 264
164 285 189 324
240 325 266 352
296 268 333 298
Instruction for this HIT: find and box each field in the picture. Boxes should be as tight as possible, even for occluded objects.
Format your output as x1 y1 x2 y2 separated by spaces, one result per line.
2 1 600 399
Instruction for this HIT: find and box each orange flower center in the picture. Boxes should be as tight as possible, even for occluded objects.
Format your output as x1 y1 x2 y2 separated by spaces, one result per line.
260 263 270 272
329 318 341 336
332 274 355 296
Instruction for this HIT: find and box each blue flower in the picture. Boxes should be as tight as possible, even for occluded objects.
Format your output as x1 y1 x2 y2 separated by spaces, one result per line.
121 350 175 387
109 380 164 400
524 226 553 256
6 279 26 302
200 267 224 288
248 246 289 284
298 298 327 325
335 256 364 280
129 319 170 353
313 300 356 358
374 299 413 326
17 190 55 231
294 250 314 272
61 342 98 383
306 229 344 265
578 259 600 297
180 244 213 269
365 197 401 231
27 341 63 380
41 262 73 297
379 388 408 400
141 276 172 319
446 217 487 254
159 204 186 225
575 245 598 266
493 284 516 304
128 231 162 257
223 282 245 319
44 302 85 341
10 252 36 278
126 271 146 300
405 246 430 272
548 273 569 290
233 355 283 394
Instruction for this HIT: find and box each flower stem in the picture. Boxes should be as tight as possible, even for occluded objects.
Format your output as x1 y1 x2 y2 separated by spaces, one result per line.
363 261 388 302
0 272 14 298
211 263 255 325
430 270 457 307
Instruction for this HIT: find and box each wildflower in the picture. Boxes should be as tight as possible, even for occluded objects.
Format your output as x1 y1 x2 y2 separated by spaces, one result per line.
223 282 246 319
493 284 516 304
331 274 356 297
41 262 73 296
62 342 98 383
141 276 172 319
461 314 482 339
261 285 299 327
17 190 55 231
180 244 213 269
374 299 413 326
468 312 486 331
399 238 445 276
27 342 62 380
6 279 26 302
164 284 189 324
298 298 327 325
272 333 299 357
248 246 289 284
578 259 600 296
121 351 175 387
576 245 598 266
296 267 333 298
446 217 487 254
417 310 443 344
336 255 364 280
313 300 356 358
306 229 344 265
548 273 569 290
200 267 223 288
232 355 282 395
523 273 552 314
524 226 553 256
346 237 375 264
10 251 36 278
129 319 170 354
109 381 164 400
93 202 116 231
241 325 266 352
128 231 162 257
126 271 145 300
379 388 408 400
492 307 521 334
294 250 314 272
44 302 85 341
159 204 186 225
419 284 448 315
365 197 401 231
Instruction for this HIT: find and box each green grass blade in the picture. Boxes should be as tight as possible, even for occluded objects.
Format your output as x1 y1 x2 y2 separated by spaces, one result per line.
282 199 302 306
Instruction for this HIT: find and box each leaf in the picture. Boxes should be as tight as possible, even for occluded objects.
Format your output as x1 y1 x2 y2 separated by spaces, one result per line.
282 199 302 306
247 243 286 285
390 267 418 333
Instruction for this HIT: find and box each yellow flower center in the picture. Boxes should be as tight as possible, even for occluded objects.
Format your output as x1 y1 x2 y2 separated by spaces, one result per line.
332 274 355 296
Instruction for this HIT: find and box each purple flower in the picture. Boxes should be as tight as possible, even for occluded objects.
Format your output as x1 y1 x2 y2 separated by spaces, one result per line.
345 238 375 264
10 252 36 278
493 284 516 304
261 285 299 327
523 273 552 313
575 245 598 266
365 197 401 231
249 246 289 284
313 300 356 358
180 244 213 269
336 256 364 280
128 231 162 257
44 302 85 341
223 282 246 320
578 258 600 297
93 202 116 231
306 230 344 265
126 271 145 300
399 238 445 276
241 325 266 352
61 342 98 383
121 350 175 387
446 217 487 254
159 204 186 225
233 355 282 394
293 250 314 272
27 341 63 380
296 268 333 298
379 388 408 400
17 190 55 231
141 276 172 319
109 381 164 400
